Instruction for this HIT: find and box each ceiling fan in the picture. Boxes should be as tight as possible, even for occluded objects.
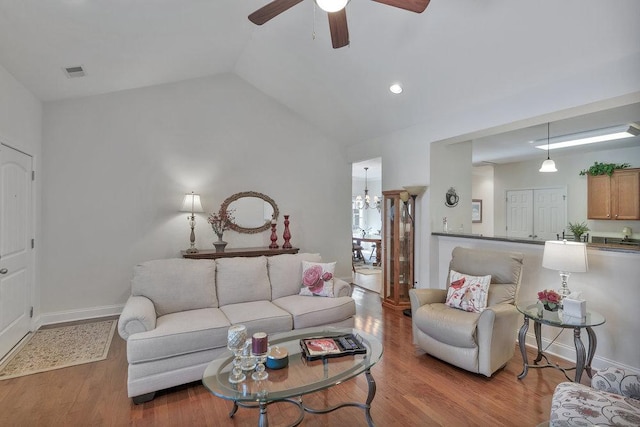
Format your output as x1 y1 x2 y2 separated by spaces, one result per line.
248 0 431 49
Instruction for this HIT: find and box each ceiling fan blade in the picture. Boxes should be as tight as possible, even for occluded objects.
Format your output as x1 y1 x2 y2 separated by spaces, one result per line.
371 0 430 13
328 9 349 49
248 0 304 25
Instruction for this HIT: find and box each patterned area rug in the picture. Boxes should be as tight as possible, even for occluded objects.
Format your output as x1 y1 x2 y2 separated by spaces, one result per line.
0 319 116 380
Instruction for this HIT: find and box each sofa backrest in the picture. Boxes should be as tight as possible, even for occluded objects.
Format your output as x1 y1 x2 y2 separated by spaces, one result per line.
131 258 217 316
268 253 322 299
447 246 524 306
216 256 271 306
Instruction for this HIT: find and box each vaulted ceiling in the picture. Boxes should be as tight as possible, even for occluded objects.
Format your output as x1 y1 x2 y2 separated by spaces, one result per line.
1 1 639 154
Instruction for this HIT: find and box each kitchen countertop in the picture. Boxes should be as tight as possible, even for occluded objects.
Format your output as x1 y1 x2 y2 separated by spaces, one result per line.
432 232 640 254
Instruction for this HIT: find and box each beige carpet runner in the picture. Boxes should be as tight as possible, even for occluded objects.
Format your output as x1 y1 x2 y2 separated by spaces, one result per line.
0 319 116 380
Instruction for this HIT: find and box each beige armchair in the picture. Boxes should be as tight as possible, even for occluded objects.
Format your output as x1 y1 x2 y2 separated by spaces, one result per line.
410 247 524 377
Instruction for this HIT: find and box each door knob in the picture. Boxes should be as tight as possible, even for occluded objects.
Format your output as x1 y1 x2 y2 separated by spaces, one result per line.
0 268 8 274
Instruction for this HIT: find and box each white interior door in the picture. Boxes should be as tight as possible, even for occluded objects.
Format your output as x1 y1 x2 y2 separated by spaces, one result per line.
534 188 566 241
506 188 566 241
0 144 33 358
506 190 533 239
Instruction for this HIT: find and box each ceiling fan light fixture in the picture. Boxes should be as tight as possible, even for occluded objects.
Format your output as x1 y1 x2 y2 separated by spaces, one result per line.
389 83 403 94
315 0 350 12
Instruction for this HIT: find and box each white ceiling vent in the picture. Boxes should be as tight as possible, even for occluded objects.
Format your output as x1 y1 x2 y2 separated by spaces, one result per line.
63 65 86 78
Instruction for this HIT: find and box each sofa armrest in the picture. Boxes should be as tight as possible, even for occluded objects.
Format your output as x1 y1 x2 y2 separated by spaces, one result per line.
118 295 157 340
334 278 352 297
592 366 640 399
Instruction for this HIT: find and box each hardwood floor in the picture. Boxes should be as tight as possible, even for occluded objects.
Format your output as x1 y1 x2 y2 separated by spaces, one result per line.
0 289 586 426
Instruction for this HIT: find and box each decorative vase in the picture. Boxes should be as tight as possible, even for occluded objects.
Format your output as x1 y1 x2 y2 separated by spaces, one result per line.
214 233 227 252
542 303 559 312
282 215 292 249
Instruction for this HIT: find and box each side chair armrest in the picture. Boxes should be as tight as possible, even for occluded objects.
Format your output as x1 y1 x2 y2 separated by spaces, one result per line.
477 303 521 376
118 295 157 340
409 288 447 311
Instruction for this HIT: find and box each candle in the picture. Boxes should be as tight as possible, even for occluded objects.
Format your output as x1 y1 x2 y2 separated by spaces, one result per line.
252 332 268 355
227 324 247 350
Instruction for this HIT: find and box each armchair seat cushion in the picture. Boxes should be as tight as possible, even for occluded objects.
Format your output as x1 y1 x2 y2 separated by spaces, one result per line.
550 382 640 426
413 302 481 348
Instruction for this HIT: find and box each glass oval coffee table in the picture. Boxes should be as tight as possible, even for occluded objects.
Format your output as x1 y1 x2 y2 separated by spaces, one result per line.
202 327 383 427
516 301 605 383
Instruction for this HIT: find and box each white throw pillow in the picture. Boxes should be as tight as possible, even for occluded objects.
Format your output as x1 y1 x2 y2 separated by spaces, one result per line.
299 261 336 297
445 270 491 313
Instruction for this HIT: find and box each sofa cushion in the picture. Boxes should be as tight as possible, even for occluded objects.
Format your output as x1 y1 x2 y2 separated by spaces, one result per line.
273 295 356 329
268 253 322 299
126 307 230 363
413 302 481 348
216 256 271 306
131 258 217 316
220 301 292 335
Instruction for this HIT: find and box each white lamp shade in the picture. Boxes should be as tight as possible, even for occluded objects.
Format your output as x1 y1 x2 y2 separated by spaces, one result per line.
315 0 349 12
542 240 588 273
180 193 204 213
539 158 557 172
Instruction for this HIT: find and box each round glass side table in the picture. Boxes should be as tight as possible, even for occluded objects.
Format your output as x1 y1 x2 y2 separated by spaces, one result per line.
516 301 605 382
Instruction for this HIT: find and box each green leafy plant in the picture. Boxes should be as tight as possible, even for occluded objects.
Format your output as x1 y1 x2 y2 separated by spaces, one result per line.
579 162 631 176
568 221 589 238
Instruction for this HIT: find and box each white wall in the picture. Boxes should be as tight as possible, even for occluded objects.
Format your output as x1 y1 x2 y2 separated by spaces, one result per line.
0 64 43 319
40 73 352 318
472 165 494 236
494 146 640 239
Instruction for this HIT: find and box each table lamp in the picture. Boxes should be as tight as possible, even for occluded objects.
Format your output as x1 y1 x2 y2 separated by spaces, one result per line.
181 192 204 253
542 240 588 298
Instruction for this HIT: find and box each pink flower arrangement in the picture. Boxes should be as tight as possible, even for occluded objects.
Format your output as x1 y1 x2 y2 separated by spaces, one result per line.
538 289 561 310
207 208 235 237
302 265 333 294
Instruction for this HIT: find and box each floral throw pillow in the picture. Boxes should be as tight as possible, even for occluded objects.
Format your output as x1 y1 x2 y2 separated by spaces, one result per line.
445 270 492 313
299 261 336 297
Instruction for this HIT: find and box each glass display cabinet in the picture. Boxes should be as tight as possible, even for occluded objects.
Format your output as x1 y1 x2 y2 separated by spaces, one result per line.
382 190 415 310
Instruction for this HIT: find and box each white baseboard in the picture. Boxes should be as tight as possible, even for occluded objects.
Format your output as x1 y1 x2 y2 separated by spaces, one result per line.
33 304 124 330
521 331 640 376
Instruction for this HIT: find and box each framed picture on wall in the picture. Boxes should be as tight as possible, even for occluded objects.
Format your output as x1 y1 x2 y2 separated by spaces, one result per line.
472 199 482 223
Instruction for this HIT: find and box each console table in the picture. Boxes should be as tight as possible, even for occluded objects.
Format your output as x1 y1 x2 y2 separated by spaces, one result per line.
181 247 299 260
516 301 606 383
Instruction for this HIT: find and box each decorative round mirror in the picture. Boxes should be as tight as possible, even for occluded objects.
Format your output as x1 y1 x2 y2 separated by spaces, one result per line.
221 191 279 234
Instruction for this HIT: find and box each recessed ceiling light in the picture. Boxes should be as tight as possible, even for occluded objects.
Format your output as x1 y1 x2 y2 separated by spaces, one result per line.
389 83 403 94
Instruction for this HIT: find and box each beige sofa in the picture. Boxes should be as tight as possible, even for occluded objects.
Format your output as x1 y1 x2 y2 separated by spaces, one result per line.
117 253 355 403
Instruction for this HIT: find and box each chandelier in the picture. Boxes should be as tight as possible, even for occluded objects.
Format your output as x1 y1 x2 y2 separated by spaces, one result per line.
356 167 381 211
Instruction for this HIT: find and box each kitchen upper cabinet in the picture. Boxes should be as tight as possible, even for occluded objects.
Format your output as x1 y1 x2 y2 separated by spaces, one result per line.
588 168 640 220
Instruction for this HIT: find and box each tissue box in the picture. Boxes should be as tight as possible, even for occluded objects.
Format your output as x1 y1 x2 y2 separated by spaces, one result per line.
563 298 586 318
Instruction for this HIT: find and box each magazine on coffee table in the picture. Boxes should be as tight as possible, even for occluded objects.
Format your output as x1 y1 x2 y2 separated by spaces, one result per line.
300 333 367 361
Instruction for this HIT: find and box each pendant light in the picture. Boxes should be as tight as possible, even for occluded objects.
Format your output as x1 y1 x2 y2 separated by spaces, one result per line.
539 122 558 173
